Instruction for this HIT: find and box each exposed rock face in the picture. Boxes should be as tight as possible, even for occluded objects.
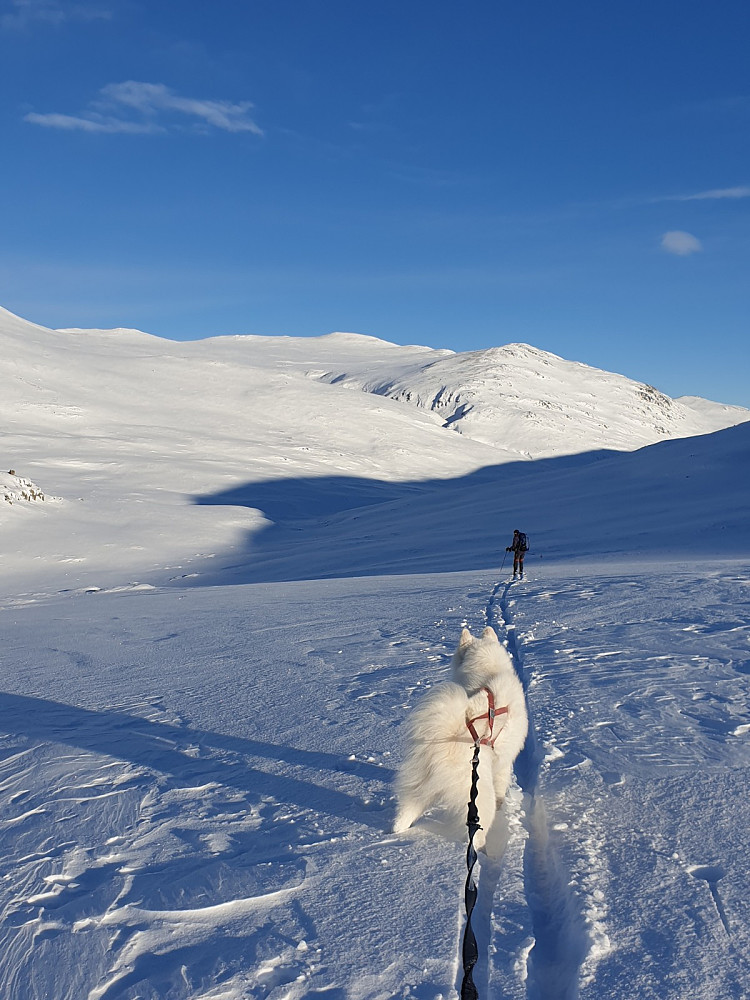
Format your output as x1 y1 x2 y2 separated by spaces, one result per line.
2 471 49 504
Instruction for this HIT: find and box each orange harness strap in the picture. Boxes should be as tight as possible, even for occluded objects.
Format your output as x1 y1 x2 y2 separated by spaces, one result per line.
465 687 508 748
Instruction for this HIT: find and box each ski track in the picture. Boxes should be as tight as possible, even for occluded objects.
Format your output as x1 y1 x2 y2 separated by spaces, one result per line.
483 577 591 1000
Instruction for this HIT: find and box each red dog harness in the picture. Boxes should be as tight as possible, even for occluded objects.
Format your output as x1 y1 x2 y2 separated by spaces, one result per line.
465 688 508 748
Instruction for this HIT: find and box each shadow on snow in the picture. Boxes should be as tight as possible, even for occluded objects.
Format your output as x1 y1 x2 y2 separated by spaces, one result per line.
0 692 393 831
188 422 750 585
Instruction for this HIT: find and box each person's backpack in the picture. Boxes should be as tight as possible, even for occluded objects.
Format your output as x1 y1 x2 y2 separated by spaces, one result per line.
518 532 529 552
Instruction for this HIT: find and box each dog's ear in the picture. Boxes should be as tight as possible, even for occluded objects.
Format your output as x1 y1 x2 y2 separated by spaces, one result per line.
458 627 474 649
481 626 498 642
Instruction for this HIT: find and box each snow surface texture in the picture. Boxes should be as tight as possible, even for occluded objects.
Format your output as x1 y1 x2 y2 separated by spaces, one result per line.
1 305 749 999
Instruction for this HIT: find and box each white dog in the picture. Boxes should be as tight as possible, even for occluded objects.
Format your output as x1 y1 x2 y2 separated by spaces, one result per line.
393 626 528 849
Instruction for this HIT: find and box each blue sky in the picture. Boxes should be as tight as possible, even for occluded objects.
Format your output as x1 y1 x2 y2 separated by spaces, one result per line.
1 0 748 406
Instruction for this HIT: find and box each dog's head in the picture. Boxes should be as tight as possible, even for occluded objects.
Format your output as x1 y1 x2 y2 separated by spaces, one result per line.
458 625 497 649
451 626 512 691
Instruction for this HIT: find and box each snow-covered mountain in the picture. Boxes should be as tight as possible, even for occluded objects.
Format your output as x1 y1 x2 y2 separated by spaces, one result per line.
4 304 747 468
0 306 503 597
310 340 749 458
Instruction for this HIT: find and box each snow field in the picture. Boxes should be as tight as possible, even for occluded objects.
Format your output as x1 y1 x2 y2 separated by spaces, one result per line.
505 566 750 1000
1 578 494 999
2 563 748 998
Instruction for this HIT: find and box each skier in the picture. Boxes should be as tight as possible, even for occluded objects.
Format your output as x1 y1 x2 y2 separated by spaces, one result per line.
506 529 528 579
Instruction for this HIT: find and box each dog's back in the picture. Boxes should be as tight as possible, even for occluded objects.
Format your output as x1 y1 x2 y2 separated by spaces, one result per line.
393 626 528 845
458 628 527 771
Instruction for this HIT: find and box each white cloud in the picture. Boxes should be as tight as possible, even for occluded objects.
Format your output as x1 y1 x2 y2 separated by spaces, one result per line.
100 82 263 134
24 112 161 134
670 186 750 202
661 231 703 256
1 0 111 29
24 81 263 136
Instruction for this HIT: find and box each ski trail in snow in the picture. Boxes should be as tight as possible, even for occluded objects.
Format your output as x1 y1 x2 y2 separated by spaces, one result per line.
450 586 523 1000
464 805 519 1000
486 579 591 1000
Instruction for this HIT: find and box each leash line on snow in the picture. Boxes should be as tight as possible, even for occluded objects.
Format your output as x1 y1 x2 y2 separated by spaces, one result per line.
459 569 515 999
460 742 482 1000
459 566 523 999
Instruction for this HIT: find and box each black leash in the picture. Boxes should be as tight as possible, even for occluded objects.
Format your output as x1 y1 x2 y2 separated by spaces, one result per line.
460 742 482 1000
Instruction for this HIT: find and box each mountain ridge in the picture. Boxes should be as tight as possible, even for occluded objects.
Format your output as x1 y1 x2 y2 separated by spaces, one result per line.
3 304 748 466
309 339 749 459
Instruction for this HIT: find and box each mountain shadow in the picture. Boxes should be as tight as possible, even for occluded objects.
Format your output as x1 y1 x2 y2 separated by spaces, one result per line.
188 422 750 586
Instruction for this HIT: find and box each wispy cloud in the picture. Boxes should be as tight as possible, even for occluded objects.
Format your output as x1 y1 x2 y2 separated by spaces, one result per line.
0 0 111 29
661 230 703 256
24 112 159 134
24 81 264 136
662 186 750 202
102 82 263 134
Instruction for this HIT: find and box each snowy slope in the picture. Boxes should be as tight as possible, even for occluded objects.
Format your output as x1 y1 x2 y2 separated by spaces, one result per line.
0 307 502 597
3 303 747 596
1 304 750 1000
311 341 749 458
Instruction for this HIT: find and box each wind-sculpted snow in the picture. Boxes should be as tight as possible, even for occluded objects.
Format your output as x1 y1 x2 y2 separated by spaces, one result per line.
506 568 750 999
2 566 749 999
